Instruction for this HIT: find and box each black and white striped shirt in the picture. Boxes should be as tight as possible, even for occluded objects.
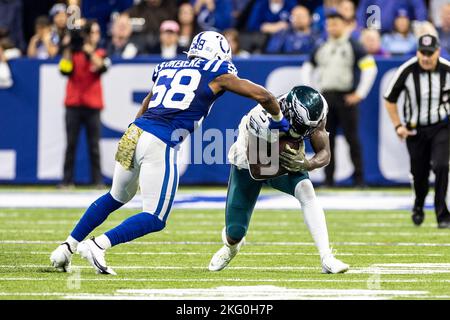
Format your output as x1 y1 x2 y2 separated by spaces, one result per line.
384 57 450 128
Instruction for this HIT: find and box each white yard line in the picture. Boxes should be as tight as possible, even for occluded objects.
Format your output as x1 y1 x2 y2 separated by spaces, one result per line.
1 240 449 246
2 251 444 257
0 277 449 283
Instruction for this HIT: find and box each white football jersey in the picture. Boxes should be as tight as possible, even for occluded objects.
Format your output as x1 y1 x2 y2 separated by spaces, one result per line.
228 105 278 169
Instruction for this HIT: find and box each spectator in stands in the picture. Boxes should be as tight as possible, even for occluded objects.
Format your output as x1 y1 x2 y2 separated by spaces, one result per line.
246 0 296 34
437 3 450 56
0 43 13 89
360 28 389 57
0 34 21 60
311 0 341 35
338 0 361 40
27 16 59 59
107 14 139 59
126 0 177 51
151 20 183 59
0 0 25 51
58 20 110 188
223 28 250 57
79 0 134 38
356 0 427 33
429 0 448 29
49 3 68 52
192 0 233 31
381 9 417 56
265 5 317 54
302 10 378 187
177 2 200 51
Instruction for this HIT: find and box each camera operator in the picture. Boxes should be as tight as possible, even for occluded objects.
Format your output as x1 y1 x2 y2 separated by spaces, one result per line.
59 20 111 188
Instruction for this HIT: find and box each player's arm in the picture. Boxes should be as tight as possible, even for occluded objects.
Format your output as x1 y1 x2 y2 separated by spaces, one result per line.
307 120 331 170
210 73 282 119
135 91 153 119
280 120 330 172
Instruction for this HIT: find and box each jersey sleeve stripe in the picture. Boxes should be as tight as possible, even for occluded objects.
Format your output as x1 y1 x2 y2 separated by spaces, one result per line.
384 57 417 99
211 60 224 73
203 60 216 71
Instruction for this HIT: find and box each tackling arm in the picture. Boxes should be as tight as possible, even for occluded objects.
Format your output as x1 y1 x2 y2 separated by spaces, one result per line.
135 91 153 119
210 73 281 117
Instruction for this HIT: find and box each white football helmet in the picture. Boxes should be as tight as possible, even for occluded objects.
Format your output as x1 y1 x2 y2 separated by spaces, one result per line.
187 31 232 61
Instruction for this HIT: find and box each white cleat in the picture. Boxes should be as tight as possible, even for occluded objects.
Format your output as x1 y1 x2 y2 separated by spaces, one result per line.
321 253 349 274
208 227 245 271
77 238 117 275
50 242 73 272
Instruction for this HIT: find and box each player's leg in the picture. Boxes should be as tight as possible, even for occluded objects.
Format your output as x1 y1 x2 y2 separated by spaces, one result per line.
79 133 177 274
430 124 450 227
267 173 349 273
406 132 431 226
209 165 263 271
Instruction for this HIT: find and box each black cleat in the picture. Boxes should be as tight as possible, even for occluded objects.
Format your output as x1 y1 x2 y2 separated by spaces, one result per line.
411 208 425 226
437 215 450 229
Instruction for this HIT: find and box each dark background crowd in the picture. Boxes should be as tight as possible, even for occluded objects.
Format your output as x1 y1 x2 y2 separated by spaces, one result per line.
0 0 449 62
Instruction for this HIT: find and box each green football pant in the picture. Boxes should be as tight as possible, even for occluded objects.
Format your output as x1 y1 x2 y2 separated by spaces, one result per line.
225 165 309 241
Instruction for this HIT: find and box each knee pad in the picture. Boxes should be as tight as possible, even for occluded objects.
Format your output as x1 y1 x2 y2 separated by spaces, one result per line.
226 224 246 242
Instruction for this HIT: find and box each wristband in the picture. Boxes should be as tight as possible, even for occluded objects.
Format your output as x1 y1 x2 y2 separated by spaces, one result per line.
272 111 283 122
395 124 402 131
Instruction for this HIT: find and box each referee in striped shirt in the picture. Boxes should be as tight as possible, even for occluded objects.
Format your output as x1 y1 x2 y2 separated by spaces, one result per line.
384 34 450 229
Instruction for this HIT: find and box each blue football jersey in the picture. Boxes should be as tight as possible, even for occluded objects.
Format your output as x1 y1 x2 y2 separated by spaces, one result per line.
134 58 238 147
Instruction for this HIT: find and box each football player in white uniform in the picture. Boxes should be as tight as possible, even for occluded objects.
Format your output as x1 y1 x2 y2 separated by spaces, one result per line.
209 86 349 274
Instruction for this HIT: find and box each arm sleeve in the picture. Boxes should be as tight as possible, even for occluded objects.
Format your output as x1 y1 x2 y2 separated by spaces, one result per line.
384 67 409 103
0 61 13 89
355 57 378 99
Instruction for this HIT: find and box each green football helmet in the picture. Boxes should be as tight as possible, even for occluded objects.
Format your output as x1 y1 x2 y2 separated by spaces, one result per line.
281 85 328 138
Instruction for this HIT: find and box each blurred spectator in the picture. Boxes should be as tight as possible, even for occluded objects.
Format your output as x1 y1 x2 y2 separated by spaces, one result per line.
246 0 297 34
126 0 177 50
0 43 13 89
177 2 201 51
49 3 68 51
438 3 450 55
302 11 378 187
356 0 427 33
338 0 361 40
58 20 110 187
381 9 417 55
429 0 449 28
0 35 21 60
360 28 388 56
80 0 134 38
265 5 317 54
27 16 59 59
151 20 183 59
192 0 233 31
311 0 341 35
223 28 250 57
0 0 25 51
107 14 139 59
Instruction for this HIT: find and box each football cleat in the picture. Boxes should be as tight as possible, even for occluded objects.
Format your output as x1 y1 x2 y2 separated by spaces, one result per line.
77 238 116 275
321 253 349 274
208 227 245 272
438 215 450 229
50 242 73 272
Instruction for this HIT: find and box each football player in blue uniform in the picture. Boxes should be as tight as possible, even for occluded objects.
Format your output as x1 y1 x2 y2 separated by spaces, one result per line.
50 31 290 274
208 86 349 274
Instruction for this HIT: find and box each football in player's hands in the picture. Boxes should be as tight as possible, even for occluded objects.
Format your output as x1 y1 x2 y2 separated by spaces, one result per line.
248 136 302 180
